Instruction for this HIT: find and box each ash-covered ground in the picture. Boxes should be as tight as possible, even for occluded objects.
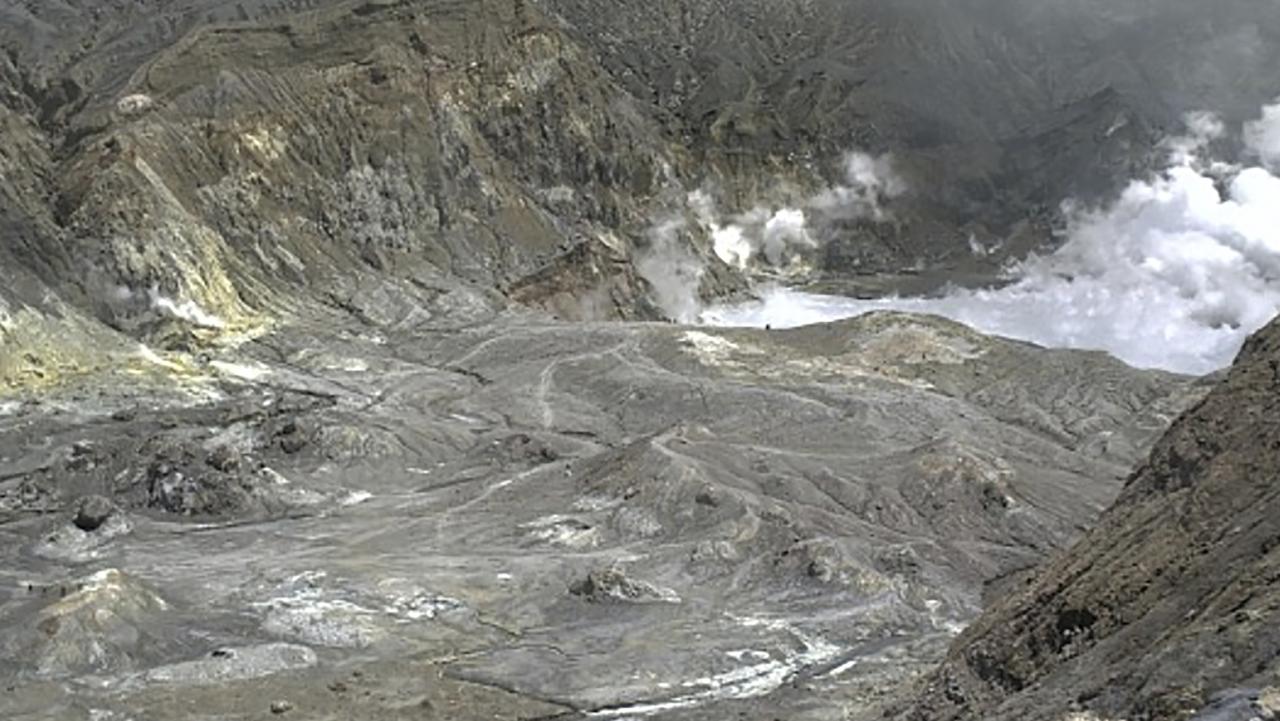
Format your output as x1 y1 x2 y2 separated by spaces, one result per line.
1 303 1205 719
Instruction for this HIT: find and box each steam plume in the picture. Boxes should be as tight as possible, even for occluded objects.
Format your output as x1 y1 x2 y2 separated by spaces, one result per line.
706 103 1280 376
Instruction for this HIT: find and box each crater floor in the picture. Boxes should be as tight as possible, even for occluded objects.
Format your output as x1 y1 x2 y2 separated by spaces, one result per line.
0 311 1203 720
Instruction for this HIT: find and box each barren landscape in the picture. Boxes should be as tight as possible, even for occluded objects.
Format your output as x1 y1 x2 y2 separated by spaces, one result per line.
2 1 1280 720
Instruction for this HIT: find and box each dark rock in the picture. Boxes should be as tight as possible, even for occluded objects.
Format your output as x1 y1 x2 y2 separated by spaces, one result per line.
270 700 294 715
570 568 679 604
206 445 242 472
146 471 262 518
277 424 309 456
72 495 116 532
65 441 97 471
496 434 559 466
895 317 1280 721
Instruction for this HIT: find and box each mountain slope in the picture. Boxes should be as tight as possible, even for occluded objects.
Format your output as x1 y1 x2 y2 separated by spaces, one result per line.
5 0 1280 381
893 317 1280 721
537 0 1280 274
0 0 753 391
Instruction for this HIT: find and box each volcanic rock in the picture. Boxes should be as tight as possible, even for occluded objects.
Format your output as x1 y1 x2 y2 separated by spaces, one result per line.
891 317 1280 721
72 495 117 532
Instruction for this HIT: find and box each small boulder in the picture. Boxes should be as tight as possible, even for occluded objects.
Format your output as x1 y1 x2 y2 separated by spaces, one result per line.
73 495 117 532
570 568 680 604
694 487 720 507
115 93 154 116
206 445 242 472
276 422 309 454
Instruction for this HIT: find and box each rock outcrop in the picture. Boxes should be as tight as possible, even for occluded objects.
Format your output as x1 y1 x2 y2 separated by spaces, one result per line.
892 317 1280 721
0 0 722 363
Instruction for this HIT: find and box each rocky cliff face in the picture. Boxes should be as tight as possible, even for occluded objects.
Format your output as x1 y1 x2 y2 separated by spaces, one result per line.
537 0 1280 274
892 317 1280 721
5 0 1280 393
0 0 753 392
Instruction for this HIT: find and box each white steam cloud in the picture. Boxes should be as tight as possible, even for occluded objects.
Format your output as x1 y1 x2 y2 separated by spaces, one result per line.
637 216 707 324
705 151 904 272
1245 103 1280 169
706 102 1280 376
150 291 226 329
111 285 227 329
702 202 817 271
637 151 902 320
809 152 906 222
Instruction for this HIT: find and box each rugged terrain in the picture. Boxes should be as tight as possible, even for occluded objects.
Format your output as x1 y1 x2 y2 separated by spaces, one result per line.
5 0 1280 372
0 310 1203 719
540 0 1280 272
0 0 714 387
2 0 1280 719
889 315 1280 721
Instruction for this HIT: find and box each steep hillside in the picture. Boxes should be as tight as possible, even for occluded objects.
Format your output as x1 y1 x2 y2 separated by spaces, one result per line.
0 0 751 391
892 317 1280 721
5 0 1280 384
538 0 1280 274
